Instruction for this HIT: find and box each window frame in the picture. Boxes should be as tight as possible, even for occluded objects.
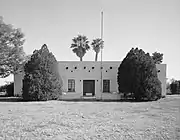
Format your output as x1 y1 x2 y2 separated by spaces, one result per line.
103 79 110 93
68 79 75 92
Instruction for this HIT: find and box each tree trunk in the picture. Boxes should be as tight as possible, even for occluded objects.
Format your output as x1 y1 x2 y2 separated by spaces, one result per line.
80 57 82 61
95 53 98 61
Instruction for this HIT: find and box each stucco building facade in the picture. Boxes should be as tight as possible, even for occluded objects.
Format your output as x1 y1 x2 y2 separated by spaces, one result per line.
14 61 166 100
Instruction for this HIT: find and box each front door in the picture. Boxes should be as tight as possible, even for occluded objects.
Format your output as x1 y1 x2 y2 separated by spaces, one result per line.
83 80 95 96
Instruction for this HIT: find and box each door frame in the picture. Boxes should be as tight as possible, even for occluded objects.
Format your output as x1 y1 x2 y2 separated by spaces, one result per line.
83 80 95 96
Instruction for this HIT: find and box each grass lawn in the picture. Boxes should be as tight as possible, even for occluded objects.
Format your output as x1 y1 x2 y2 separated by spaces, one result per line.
0 95 180 140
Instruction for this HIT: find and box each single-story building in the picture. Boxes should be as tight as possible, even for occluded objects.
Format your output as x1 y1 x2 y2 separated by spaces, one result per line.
14 61 166 100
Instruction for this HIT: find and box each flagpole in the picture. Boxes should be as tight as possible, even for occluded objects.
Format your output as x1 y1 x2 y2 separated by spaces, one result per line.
100 11 103 100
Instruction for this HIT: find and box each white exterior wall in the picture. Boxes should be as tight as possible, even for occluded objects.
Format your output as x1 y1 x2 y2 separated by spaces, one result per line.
156 64 167 96
58 61 121 100
14 61 166 100
14 72 24 96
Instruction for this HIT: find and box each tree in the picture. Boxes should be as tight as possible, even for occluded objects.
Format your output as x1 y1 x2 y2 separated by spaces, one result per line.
0 82 14 96
0 17 26 78
166 81 171 94
70 35 90 61
15 54 32 73
170 80 180 94
22 44 63 101
152 52 163 64
117 48 162 101
91 38 104 61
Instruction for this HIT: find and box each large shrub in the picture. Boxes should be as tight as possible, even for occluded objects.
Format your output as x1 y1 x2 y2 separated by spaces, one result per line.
117 48 162 101
22 44 63 101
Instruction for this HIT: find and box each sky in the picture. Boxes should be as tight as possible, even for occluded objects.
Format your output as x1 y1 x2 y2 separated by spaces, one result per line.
0 0 180 84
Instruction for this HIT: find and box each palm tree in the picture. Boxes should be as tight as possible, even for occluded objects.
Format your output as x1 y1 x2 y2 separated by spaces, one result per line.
70 35 90 61
91 38 104 61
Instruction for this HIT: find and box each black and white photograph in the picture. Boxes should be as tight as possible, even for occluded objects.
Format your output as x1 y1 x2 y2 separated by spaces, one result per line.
0 0 180 139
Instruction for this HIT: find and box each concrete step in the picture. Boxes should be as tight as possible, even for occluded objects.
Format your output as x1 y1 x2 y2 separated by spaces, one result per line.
81 96 96 100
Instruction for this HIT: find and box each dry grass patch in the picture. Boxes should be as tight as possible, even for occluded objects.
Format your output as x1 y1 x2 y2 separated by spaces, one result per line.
0 95 180 140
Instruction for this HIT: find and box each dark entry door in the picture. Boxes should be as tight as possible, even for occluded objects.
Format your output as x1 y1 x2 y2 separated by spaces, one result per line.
83 80 95 96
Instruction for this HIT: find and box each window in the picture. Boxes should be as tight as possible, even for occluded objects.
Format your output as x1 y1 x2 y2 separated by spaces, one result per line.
103 80 110 92
68 79 75 92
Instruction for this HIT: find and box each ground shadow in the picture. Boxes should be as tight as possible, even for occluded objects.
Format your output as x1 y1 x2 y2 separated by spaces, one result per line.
0 97 24 102
58 98 154 102
0 97 158 103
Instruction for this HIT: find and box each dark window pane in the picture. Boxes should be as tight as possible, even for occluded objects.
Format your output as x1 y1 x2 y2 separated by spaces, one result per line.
68 79 75 92
103 80 110 92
